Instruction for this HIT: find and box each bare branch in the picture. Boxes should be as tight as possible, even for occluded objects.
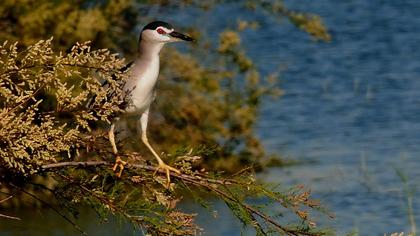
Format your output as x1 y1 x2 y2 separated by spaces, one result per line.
40 160 235 185
41 161 108 169
0 195 13 203
0 196 21 220
0 213 21 220
39 160 319 236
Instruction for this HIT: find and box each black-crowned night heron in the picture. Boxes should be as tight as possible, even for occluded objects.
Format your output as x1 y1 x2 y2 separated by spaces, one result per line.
110 21 194 183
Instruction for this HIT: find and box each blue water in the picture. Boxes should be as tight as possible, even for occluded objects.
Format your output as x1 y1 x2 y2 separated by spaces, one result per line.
256 0 420 234
187 0 420 234
3 1 420 235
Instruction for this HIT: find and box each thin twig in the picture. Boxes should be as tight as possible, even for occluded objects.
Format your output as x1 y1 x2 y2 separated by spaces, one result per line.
57 173 131 217
0 213 21 220
3 85 45 118
0 195 13 203
41 161 108 169
0 196 21 220
7 183 87 235
40 161 234 186
39 160 319 236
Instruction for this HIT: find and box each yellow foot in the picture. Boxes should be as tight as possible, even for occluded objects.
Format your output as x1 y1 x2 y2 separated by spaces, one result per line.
112 156 127 178
154 162 181 188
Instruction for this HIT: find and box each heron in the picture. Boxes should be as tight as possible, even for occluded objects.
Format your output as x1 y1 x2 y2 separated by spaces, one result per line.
109 21 194 184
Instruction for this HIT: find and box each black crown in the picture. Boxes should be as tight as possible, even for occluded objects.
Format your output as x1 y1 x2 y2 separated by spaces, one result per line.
142 21 173 31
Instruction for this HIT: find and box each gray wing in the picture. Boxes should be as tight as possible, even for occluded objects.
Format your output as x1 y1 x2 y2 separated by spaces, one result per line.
85 61 134 109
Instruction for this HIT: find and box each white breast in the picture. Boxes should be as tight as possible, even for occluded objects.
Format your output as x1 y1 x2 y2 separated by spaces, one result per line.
124 57 160 115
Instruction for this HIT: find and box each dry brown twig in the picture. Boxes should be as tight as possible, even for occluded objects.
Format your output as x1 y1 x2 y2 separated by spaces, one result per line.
0 195 21 220
38 157 322 236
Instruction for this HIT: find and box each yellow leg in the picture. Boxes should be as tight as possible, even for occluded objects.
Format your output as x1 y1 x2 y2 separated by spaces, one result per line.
109 122 126 178
112 156 127 178
140 110 180 187
143 134 180 186
108 123 118 154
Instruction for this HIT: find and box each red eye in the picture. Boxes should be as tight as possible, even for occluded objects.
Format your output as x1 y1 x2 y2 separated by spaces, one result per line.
156 28 165 34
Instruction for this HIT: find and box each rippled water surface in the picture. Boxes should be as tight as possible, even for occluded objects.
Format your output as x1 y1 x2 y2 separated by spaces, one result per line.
257 0 420 234
3 1 420 235
188 0 420 234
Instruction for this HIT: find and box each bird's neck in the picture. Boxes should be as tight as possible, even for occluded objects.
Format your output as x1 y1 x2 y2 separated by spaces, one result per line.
137 40 164 61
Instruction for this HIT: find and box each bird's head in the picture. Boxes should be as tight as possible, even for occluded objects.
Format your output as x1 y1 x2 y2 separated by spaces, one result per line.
140 21 194 44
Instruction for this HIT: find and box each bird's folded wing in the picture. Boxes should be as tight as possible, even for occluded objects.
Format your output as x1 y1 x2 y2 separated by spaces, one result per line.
85 61 134 109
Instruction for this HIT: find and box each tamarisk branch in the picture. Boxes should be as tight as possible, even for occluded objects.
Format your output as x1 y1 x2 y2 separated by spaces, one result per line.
37 157 325 236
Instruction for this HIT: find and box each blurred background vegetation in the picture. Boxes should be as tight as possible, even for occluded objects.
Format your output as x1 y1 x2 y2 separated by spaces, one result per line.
0 0 329 172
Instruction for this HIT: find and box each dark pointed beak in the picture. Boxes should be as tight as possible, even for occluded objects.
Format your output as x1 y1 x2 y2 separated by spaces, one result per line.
169 31 194 42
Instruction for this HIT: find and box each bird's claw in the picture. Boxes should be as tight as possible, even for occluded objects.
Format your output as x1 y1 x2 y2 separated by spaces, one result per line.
153 162 180 188
112 156 127 178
